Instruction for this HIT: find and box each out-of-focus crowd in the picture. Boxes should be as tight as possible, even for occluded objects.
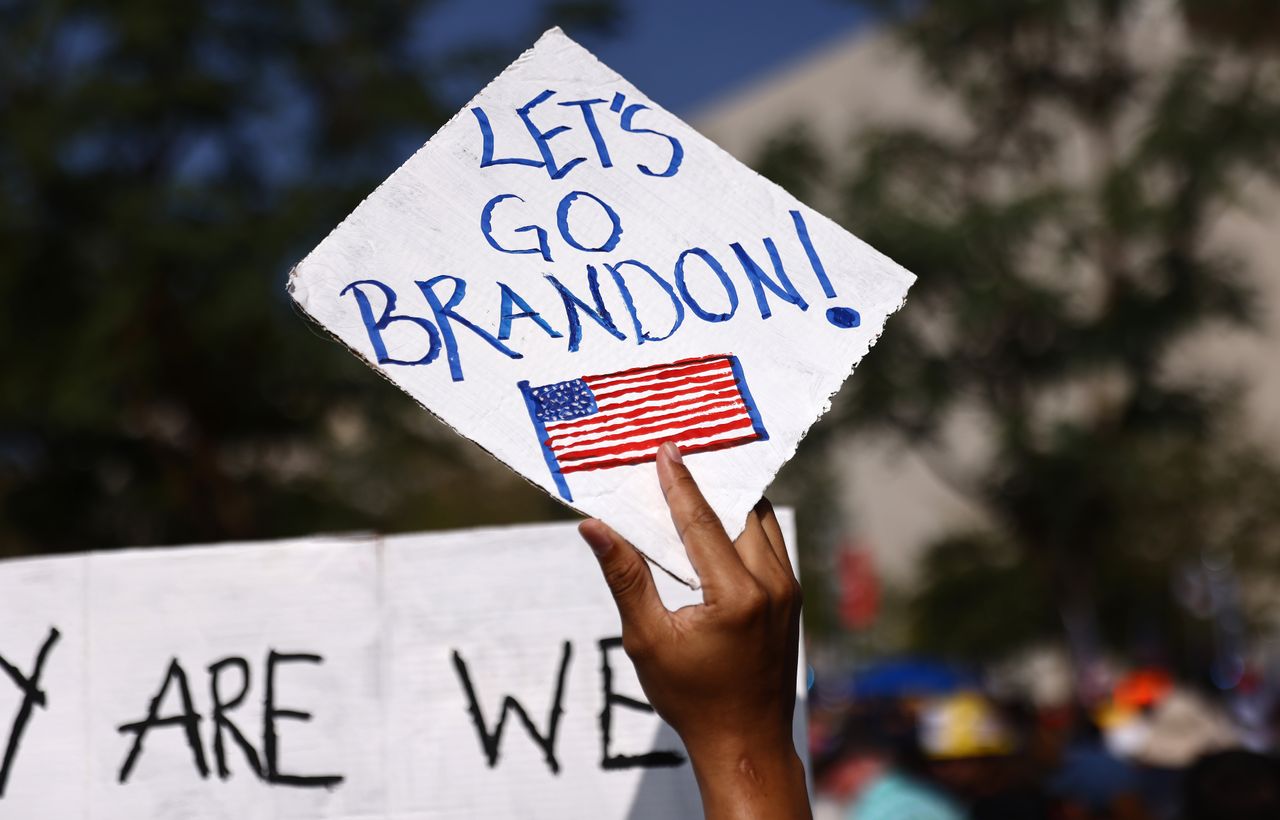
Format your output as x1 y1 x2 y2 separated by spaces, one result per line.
810 663 1280 820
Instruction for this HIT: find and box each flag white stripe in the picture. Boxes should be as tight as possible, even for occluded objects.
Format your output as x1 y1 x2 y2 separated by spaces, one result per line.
586 364 735 395
542 386 743 433
592 377 738 408
588 372 732 400
548 399 749 448
584 359 733 391
559 422 758 469
557 415 756 460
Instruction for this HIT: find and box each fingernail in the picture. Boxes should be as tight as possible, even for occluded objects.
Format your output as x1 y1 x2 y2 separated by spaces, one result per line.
661 441 683 464
581 523 613 557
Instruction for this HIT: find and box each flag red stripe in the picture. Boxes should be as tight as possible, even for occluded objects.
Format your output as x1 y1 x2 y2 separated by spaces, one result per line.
588 368 733 402
551 404 751 452
556 417 757 465
545 398 746 446
584 381 741 415
543 384 741 433
559 433 762 474
545 396 745 437
588 366 733 401
583 354 732 388
585 357 732 391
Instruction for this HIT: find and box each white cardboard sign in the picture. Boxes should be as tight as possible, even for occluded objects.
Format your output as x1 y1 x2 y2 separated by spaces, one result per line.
0 516 806 819
288 28 914 585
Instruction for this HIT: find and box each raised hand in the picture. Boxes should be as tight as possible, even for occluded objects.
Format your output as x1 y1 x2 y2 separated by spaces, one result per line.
579 442 810 819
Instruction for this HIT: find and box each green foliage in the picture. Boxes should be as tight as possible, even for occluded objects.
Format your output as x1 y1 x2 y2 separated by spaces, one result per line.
759 0 1280 661
907 532 1053 660
0 0 617 557
753 123 829 206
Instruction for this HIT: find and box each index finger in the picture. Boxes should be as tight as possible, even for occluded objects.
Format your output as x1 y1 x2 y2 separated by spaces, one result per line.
656 442 753 596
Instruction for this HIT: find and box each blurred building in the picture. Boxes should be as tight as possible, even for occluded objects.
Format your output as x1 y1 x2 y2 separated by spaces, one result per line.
691 9 1280 586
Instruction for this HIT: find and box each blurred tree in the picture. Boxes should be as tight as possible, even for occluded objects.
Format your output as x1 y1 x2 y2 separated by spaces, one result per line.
0 0 619 557
759 0 1280 673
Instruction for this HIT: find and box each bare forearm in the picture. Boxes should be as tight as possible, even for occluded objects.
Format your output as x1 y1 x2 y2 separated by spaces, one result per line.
581 445 811 820
688 739 811 820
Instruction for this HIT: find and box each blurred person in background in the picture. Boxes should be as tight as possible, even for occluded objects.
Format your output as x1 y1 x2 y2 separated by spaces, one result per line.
919 692 1051 820
815 702 965 820
1128 688 1240 819
1047 709 1148 820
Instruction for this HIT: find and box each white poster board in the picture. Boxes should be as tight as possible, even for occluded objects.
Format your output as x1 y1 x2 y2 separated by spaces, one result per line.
0 515 805 818
289 28 914 585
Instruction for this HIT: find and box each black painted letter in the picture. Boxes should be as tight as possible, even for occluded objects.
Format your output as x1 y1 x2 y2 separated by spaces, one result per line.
0 627 60 797
598 637 684 770
263 650 343 788
452 641 572 774
117 658 209 783
209 656 263 780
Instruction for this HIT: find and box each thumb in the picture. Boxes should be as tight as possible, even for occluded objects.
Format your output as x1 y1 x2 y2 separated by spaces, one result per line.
578 519 664 631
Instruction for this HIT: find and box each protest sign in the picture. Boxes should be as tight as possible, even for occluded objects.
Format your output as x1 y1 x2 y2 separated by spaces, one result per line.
288 28 915 586
0 515 807 818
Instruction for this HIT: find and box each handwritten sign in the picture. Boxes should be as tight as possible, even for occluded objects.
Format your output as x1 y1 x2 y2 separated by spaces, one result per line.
288 28 914 585
0 516 807 818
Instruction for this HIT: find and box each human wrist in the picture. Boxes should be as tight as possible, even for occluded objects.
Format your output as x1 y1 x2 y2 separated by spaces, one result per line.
683 723 795 767
685 732 809 819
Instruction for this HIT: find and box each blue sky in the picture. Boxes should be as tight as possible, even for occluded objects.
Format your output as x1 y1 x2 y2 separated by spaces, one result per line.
423 0 873 116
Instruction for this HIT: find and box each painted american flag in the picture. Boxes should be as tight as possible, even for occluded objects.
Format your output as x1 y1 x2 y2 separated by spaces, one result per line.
518 354 769 501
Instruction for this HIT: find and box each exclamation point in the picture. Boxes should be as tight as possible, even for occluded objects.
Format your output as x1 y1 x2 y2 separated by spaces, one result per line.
789 210 861 329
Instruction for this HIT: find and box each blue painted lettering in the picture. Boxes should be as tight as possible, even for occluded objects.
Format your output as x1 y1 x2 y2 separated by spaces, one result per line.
558 98 613 167
545 266 628 352
619 103 683 178
416 275 521 382
340 280 441 366
789 210 836 299
471 107 543 169
556 191 623 254
730 238 809 319
497 282 563 341
674 248 739 323
481 194 553 262
606 260 685 344
518 90 584 180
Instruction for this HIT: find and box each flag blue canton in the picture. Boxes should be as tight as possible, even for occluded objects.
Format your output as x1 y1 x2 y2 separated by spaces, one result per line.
528 378 599 422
